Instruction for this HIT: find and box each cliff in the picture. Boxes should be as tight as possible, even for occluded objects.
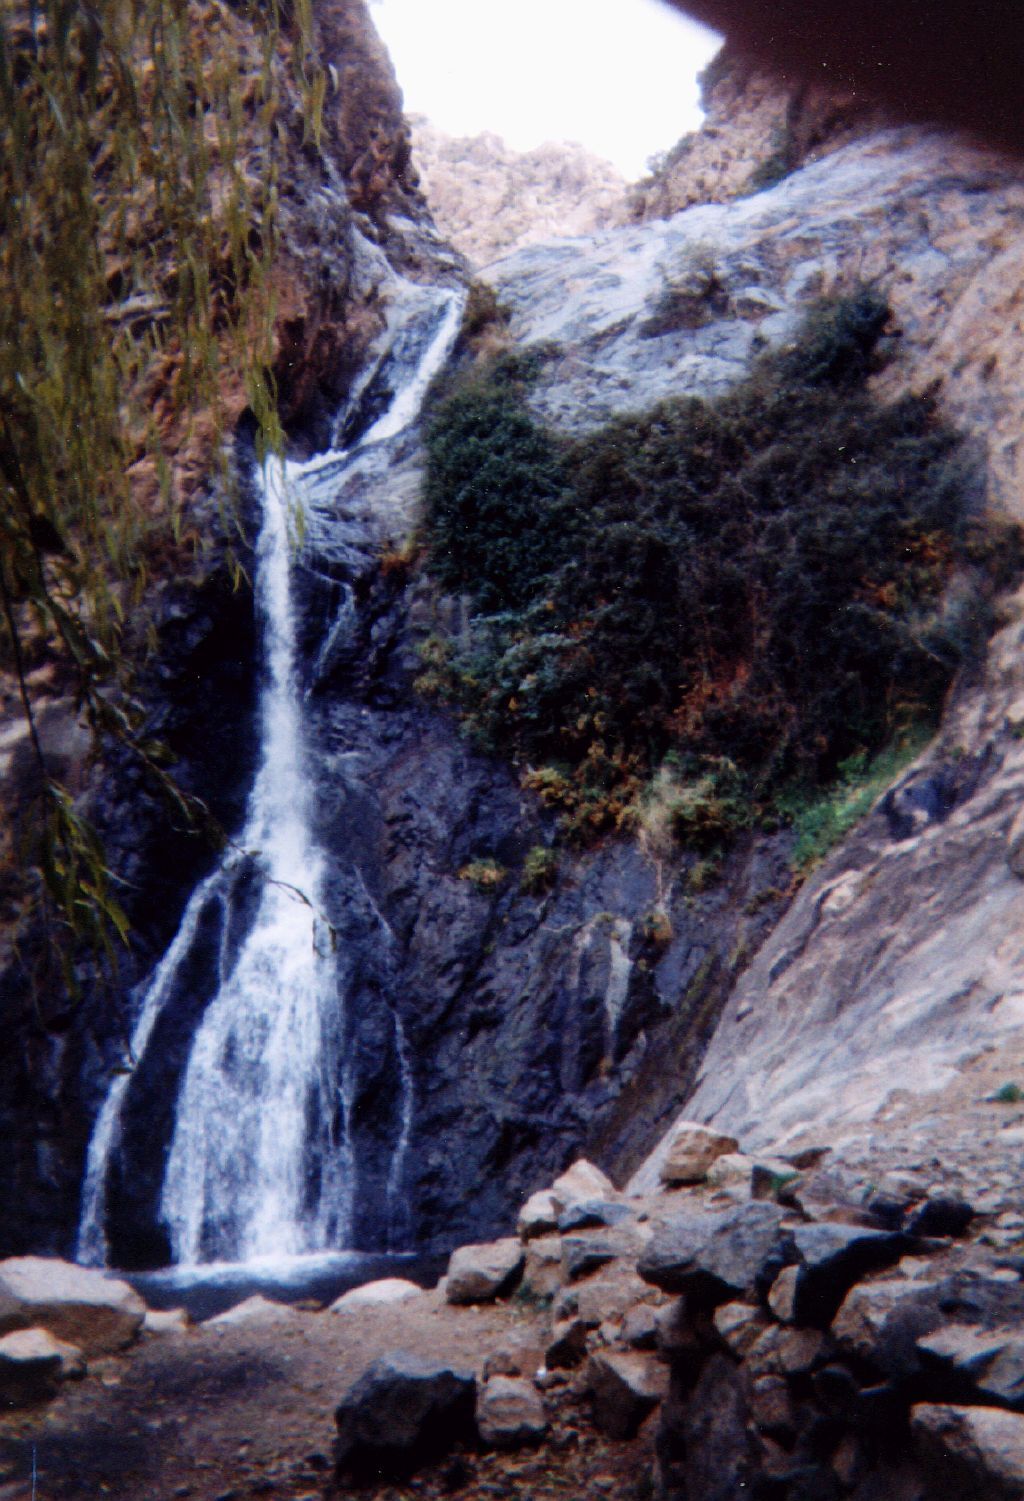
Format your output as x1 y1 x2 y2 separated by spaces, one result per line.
408 117 628 266
630 42 887 219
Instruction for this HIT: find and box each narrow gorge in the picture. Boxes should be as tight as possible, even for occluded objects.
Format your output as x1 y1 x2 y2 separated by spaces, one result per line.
4 2 1024 1498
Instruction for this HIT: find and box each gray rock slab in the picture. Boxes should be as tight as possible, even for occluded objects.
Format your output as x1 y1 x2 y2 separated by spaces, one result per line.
638 1202 787 1302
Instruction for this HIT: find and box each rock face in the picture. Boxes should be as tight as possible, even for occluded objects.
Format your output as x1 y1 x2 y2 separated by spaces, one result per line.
630 43 885 221
409 116 627 267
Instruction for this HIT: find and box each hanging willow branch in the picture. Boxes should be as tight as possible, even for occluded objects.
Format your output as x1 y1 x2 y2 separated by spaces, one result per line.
0 0 321 994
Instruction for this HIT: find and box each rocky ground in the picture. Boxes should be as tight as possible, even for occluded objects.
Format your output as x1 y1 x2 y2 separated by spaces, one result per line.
4 1126 1024 1501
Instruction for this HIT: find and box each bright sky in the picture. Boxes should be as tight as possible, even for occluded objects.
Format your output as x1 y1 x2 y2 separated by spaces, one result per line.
368 0 722 180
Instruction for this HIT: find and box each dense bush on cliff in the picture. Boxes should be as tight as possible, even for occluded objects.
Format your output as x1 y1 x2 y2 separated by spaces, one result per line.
422 290 1013 847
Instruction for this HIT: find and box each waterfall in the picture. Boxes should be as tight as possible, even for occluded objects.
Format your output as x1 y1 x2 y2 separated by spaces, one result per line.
77 279 464 1268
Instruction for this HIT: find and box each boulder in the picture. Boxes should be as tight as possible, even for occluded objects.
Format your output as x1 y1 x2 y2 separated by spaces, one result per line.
520 1235 563 1301
143 1308 190 1335
205 1296 297 1328
622 1303 660 1350
832 1269 1024 1381
749 1374 795 1439
334 1354 476 1478
546 1318 590 1369
907 1196 975 1238
638 1202 787 1303
517 1190 561 1240
481 1328 545 1380
713 1300 769 1359
561 1233 624 1282
555 1265 655 1328
0 1327 84 1405
329 1279 423 1314
586 1350 668 1439
918 1324 1024 1407
785 1223 912 1327
913 1402 1024 1498
747 1324 829 1377
551 1159 616 1204
660 1124 740 1185
557 1199 634 1233
445 1239 524 1305
0 1257 144 1356
767 1264 800 1322
475 1375 548 1448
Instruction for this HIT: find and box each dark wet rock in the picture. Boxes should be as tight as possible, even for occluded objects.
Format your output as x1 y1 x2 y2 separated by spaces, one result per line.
638 1202 787 1303
334 1354 476 1479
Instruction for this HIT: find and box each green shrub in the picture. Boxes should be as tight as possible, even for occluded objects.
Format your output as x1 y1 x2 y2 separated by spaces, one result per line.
421 289 1016 848
457 858 507 890
780 725 933 871
520 844 559 894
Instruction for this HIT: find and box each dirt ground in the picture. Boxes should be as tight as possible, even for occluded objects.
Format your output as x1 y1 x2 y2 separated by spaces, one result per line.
0 1288 654 1501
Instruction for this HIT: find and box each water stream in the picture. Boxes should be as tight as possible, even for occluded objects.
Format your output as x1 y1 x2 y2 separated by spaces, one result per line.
77 278 464 1269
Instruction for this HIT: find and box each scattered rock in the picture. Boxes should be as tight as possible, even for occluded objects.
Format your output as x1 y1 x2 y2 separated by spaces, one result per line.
907 1196 975 1238
546 1318 590 1370
713 1300 769 1359
706 1153 758 1198
0 1257 144 1356
205 1297 297 1328
334 1354 476 1479
561 1234 624 1282
517 1190 561 1240
551 1160 617 1205
445 1239 524 1305
585 1350 668 1439
918 1324 1024 1407
475 1375 548 1448
913 1402 1024 1498
747 1324 829 1377
638 1202 787 1303
767 1264 800 1323
558 1199 634 1233
0 1327 84 1405
143 1308 191 1335
481 1328 545 1381
621 1303 660 1351
749 1374 795 1438
786 1223 913 1326
329 1279 423 1314
833 1268 1024 1381
660 1124 740 1185
520 1235 563 1301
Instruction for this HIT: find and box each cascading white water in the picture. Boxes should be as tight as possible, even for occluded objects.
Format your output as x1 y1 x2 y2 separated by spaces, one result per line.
158 455 347 1263
77 278 464 1268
